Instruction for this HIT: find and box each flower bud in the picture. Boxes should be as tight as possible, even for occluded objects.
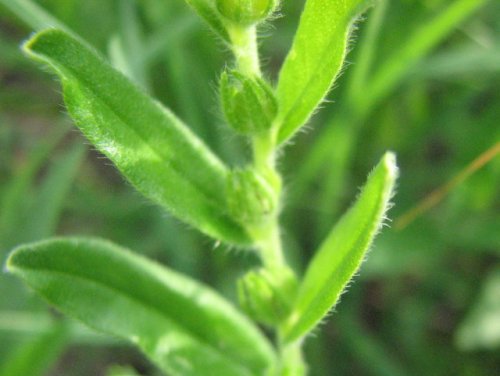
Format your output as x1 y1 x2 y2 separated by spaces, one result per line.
226 168 277 224
238 266 298 326
216 0 278 26
220 70 277 135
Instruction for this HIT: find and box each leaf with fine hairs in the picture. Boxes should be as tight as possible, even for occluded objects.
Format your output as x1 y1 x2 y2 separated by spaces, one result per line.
276 0 371 144
7 238 276 375
282 152 398 343
23 29 250 246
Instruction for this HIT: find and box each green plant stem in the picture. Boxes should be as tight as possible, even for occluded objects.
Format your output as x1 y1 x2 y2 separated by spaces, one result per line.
228 24 261 76
228 23 284 269
251 131 284 270
277 340 307 376
227 21 306 375
253 131 277 171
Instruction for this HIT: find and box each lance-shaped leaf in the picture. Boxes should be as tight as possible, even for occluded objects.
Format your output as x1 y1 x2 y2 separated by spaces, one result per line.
23 29 250 246
276 0 371 144
184 0 230 42
7 238 276 375
282 152 397 343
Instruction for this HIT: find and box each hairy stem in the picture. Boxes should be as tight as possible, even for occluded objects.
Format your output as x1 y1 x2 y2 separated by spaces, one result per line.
229 23 284 269
228 24 261 76
228 21 306 374
278 341 307 376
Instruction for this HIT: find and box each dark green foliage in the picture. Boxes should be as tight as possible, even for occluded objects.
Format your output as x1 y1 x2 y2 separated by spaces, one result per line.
0 0 498 375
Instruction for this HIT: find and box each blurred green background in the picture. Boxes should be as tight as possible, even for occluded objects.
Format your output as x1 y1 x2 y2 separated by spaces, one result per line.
0 0 499 375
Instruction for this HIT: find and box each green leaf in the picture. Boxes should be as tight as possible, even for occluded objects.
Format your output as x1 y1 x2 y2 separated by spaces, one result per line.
183 0 230 42
276 0 371 144
362 0 488 112
0 323 67 376
0 0 71 33
7 238 276 375
23 29 250 246
282 152 398 343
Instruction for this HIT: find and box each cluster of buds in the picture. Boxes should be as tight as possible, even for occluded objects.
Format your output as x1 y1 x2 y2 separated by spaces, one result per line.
216 0 279 26
220 70 278 135
226 168 278 225
238 266 298 326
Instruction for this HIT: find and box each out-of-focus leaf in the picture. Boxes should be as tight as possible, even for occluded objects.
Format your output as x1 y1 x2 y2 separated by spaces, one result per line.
363 0 488 110
282 152 398 343
183 0 230 42
0 323 67 376
291 0 489 224
276 0 371 144
22 142 85 243
7 238 276 375
108 0 149 90
0 311 116 345
346 0 388 104
0 0 71 32
106 365 141 376
0 126 68 254
411 44 500 79
23 29 250 246
336 314 408 376
455 267 500 351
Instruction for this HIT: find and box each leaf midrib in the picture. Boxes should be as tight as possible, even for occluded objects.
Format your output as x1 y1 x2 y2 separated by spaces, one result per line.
307 182 385 309
290 178 387 339
17 264 257 374
278 16 350 142
67 76 225 211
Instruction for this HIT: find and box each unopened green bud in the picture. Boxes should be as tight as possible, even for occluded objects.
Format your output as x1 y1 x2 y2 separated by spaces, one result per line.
220 70 278 135
238 266 298 326
216 0 278 26
226 168 277 224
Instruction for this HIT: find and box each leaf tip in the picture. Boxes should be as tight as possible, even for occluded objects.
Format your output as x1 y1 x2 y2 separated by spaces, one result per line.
21 28 71 60
4 245 24 275
382 151 398 182
21 28 50 54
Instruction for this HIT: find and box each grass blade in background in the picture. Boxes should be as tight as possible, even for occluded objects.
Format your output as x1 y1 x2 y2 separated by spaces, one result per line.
276 0 370 144
346 0 388 104
0 311 115 346
455 267 500 351
0 0 71 33
21 142 85 243
410 44 500 79
7 238 276 376
23 29 250 246
108 0 149 90
336 314 408 376
361 0 488 111
0 323 67 376
0 126 68 254
282 152 398 343
289 0 490 238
